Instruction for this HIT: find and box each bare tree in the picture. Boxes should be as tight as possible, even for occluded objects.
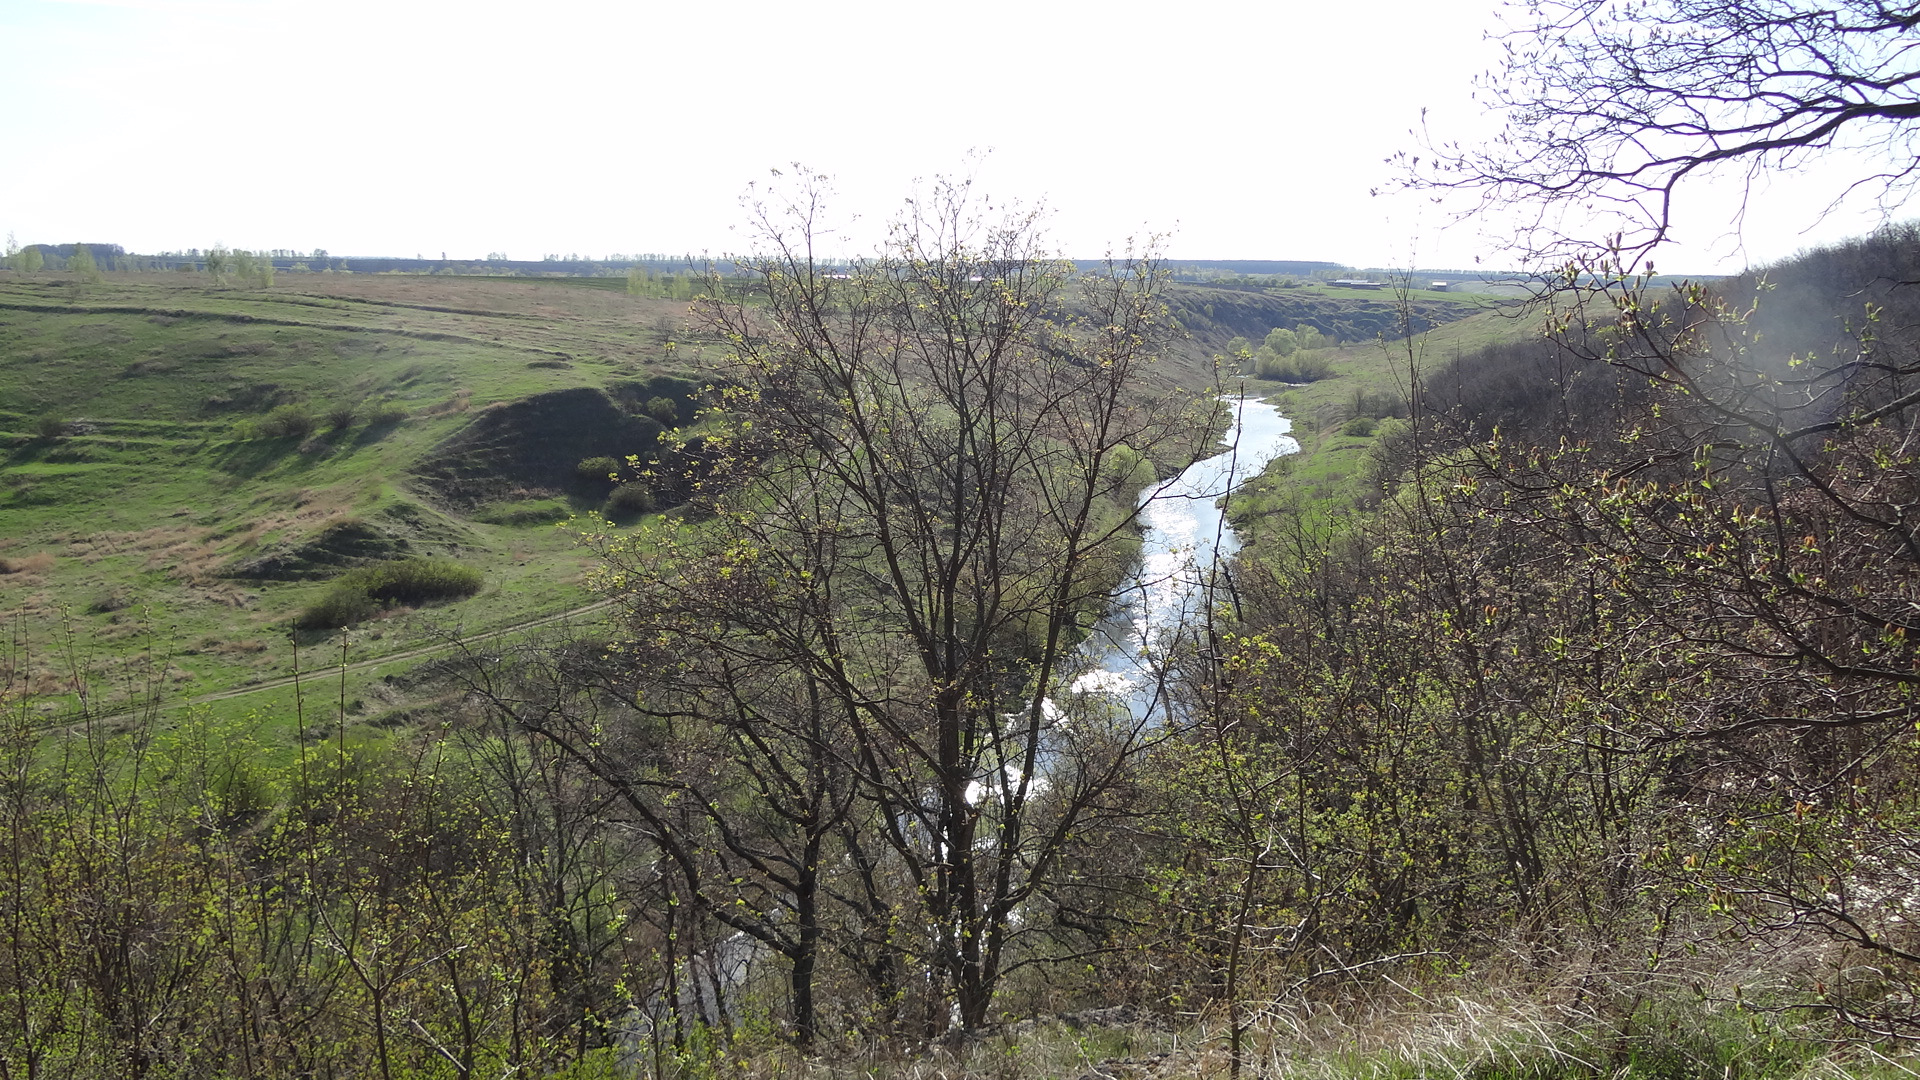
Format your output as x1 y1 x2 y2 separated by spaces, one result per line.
1409 0 1920 258
456 627 865 1046
588 171 1216 1032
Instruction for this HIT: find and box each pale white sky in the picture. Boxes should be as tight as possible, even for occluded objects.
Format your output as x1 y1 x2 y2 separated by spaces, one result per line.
0 0 1907 274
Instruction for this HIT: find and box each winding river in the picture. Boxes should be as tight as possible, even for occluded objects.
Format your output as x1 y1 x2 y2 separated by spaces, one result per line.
1069 396 1299 717
646 397 1300 1034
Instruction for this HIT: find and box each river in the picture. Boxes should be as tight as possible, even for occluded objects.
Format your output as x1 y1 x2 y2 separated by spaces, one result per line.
1069 396 1299 718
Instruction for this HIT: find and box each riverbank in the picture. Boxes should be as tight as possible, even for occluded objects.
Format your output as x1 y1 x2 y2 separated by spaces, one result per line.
1224 304 1541 535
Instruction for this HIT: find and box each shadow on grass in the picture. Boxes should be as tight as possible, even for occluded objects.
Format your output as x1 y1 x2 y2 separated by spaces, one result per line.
289 624 341 648
212 437 311 479
4 441 53 467
351 417 406 448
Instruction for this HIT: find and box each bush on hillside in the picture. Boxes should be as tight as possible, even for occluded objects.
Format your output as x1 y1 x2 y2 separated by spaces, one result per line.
365 402 409 426
295 557 484 630
348 557 485 606
295 588 377 630
257 404 316 439
475 498 572 526
576 456 622 482
1350 388 1409 420
602 484 655 521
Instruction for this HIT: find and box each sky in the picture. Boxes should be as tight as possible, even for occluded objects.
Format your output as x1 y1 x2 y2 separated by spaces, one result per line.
0 0 1910 275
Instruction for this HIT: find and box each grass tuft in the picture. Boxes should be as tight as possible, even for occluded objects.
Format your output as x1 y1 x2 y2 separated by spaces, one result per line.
295 557 484 629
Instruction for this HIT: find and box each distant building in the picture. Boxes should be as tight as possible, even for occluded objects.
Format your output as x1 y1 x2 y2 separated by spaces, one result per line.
1430 281 1453 291
1330 278 1387 290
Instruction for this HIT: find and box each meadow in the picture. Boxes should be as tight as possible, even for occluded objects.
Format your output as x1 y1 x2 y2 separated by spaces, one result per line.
0 271 709 737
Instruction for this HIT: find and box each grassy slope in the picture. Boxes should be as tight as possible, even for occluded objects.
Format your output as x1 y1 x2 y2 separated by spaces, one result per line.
1228 301 1545 530
0 271 706 731
1165 279 1494 357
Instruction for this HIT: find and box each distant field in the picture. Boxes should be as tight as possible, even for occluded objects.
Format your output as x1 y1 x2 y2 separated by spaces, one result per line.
0 272 710 732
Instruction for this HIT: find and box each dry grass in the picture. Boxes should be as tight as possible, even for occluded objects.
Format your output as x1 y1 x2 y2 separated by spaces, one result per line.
0 551 56 576
187 582 259 609
205 636 269 655
71 522 210 562
423 388 475 416
678 938 1918 1080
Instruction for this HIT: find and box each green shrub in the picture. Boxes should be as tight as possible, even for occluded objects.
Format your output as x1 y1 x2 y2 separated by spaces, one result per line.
645 396 678 425
1291 352 1335 381
295 557 484 629
325 404 358 430
347 557 485 606
576 456 622 481
35 415 68 440
258 404 316 439
1351 388 1409 419
294 588 377 630
1254 349 1334 383
364 402 409 426
476 498 572 526
1103 444 1157 490
602 484 655 520
1342 416 1378 437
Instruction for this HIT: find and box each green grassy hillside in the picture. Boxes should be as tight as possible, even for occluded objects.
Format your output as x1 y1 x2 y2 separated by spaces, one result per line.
1227 302 1545 525
0 273 708 726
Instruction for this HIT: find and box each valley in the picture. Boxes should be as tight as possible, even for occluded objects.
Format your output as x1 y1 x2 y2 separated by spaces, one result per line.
0 267 1468 739
7 227 1920 1079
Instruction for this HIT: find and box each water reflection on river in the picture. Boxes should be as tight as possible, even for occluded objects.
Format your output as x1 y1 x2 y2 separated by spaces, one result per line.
1069 397 1299 717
